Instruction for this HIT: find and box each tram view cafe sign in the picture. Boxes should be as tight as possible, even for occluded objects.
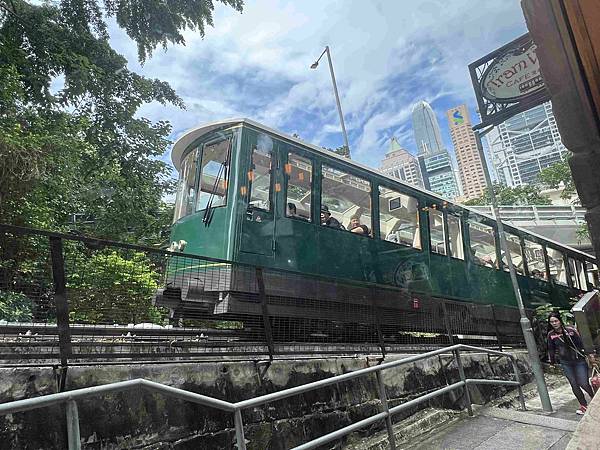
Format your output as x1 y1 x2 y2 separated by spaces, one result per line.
469 33 550 128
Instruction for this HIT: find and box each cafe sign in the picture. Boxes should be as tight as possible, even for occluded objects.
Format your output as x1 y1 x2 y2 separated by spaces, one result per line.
469 33 550 128
481 40 544 103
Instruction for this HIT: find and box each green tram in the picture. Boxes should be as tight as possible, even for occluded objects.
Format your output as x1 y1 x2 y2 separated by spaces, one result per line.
156 118 598 334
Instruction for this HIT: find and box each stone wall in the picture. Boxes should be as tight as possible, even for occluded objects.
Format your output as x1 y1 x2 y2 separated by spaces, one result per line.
0 352 532 449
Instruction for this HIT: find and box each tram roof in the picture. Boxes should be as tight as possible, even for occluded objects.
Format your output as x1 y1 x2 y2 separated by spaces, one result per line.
171 118 595 261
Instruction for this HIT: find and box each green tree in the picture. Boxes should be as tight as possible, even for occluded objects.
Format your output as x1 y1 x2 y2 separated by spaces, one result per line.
538 158 579 202
0 0 244 241
464 183 552 206
67 250 166 324
0 0 244 323
323 145 350 158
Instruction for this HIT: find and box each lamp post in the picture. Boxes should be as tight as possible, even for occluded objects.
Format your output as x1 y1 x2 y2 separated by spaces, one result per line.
311 46 351 158
474 125 552 413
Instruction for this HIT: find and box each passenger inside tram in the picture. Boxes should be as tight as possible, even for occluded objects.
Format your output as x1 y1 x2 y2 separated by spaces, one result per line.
321 164 371 234
468 220 497 268
347 214 370 235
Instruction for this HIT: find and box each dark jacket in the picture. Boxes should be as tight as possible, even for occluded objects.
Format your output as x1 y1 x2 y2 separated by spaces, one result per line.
547 326 586 364
323 216 344 230
348 224 369 235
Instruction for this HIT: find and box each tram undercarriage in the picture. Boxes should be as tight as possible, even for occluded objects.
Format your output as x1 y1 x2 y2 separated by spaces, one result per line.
153 265 529 345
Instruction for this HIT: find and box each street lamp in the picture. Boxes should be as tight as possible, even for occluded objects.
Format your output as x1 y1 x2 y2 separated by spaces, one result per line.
310 46 351 158
473 126 553 413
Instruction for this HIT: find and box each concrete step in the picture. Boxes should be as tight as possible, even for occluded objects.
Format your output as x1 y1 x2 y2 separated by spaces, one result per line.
478 406 578 432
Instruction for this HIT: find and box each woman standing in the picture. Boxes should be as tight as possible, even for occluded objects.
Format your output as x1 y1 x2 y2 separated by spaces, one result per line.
547 312 595 414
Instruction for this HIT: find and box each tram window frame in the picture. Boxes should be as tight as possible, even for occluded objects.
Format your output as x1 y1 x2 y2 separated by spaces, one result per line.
447 214 464 260
547 247 568 286
247 133 275 212
321 163 373 237
467 219 498 269
567 257 586 290
428 208 446 256
377 185 421 250
501 232 525 275
523 239 548 281
284 151 313 222
195 138 232 213
576 259 587 290
586 262 599 288
173 147 199 222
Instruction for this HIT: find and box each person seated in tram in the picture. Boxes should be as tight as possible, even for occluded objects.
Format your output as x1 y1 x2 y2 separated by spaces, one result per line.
531 269 546 280
321 205 344 229
470 248 495 268
287 202 299 218
347 214 370 235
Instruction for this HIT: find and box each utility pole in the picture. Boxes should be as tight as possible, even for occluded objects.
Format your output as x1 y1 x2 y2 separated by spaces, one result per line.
474 126 552 413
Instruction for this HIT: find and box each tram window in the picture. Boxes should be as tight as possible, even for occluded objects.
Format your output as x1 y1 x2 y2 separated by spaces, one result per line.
468 220 497 268
321 165 371 234
568 257 586 290
501 233 525 275
248 133 273 211
285 152 312 221
447 215 464 260
586 262 599 288
378 187 420 249
523 240 547 280
547 248 568 286
196 139 231 212
577 260 587 289
428 209 446 255
174 148 199 221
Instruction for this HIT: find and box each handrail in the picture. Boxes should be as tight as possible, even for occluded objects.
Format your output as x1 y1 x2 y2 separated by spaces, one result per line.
0 344 525 450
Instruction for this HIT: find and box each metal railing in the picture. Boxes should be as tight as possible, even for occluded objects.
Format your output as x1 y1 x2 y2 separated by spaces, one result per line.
0 344 525 450
469 205 586 222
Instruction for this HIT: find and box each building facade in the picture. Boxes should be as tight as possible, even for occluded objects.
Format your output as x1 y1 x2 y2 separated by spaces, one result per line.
418 152 461 199
446 105 487 200
379 137 423 187
412 101 460 199
485 101 568 187
412 100 445 155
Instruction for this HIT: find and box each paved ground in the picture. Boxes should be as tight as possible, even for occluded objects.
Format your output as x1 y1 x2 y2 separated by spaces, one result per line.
403 382 589 450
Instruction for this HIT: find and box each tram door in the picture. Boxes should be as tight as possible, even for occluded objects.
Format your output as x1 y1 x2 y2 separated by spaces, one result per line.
240 131 278 258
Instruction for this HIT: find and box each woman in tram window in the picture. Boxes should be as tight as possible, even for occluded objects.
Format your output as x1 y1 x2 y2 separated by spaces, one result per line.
547 312 596 415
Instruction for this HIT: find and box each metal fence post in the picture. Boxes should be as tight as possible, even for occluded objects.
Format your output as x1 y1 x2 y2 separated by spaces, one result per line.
66 400 81 450
441 301 454 345
489 305 503 352
371 289 386 358
255 268 275 360
234 409 247 450
50 237 72 370
510 357 526 411
375 371 396 449
454 349 473 416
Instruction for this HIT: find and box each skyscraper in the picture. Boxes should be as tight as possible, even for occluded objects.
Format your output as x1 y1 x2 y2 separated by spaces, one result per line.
485 102 567 187
412 101 445 155
446 105 487 200
379 137 423 187
411 101 460 199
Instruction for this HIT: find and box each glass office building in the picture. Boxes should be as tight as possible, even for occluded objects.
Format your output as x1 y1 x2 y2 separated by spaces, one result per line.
412 101 460 199
486 102 568 187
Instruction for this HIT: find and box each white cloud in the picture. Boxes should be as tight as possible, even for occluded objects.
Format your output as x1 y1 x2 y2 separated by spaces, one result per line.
107 0 527 171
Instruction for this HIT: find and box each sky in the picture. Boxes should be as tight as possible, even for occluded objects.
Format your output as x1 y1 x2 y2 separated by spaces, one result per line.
108 0 529 172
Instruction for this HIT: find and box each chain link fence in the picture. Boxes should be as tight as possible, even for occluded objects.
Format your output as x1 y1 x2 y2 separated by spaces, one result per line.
0 224 536 365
